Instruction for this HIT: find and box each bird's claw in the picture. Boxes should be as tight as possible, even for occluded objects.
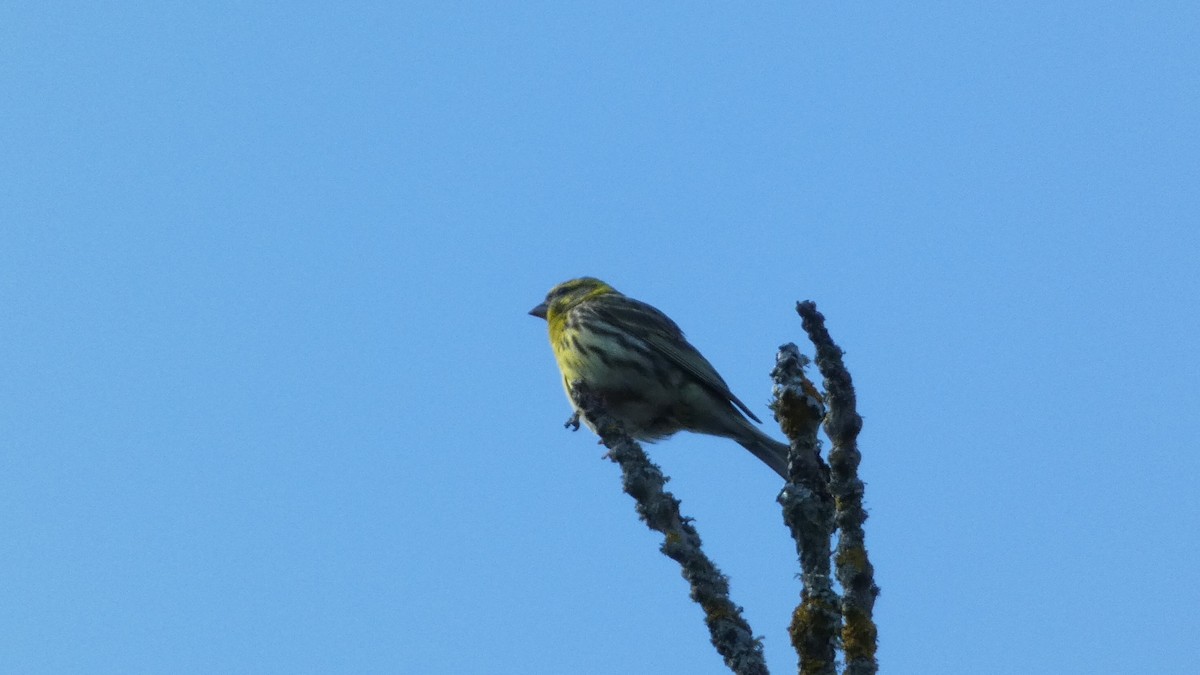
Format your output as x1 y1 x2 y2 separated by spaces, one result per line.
564 412 581 432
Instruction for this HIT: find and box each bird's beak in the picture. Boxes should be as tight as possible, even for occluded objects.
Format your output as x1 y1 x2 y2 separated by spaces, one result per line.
529 302 548 319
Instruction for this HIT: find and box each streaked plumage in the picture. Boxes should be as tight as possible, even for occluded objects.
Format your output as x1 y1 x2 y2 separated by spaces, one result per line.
529 277 789 479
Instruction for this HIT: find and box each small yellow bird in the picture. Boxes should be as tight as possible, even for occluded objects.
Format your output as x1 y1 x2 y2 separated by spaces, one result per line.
530 277 789 479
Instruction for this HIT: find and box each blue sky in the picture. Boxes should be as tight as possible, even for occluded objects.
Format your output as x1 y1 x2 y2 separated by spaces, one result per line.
3 3 1198 673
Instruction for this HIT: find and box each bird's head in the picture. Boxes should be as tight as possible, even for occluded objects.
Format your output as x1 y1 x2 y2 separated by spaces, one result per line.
529 277 618 322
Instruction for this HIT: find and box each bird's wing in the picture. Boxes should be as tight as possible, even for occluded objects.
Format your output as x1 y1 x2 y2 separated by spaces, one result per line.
594 298 763 424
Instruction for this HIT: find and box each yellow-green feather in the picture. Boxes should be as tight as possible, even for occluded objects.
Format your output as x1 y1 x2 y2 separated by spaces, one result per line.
544 278 618 387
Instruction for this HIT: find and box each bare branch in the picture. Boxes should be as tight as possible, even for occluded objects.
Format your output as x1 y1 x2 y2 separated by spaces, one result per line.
569 383 770 675
796 301 879 675
771 344 839 675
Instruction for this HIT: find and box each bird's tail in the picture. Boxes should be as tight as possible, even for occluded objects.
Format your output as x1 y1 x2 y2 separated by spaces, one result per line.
734 427 790 480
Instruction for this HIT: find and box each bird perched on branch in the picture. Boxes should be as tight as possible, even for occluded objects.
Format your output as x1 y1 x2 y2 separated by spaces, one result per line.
529 277 789 479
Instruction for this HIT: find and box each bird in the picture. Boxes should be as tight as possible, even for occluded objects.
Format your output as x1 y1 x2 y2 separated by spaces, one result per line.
529 277 789 479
